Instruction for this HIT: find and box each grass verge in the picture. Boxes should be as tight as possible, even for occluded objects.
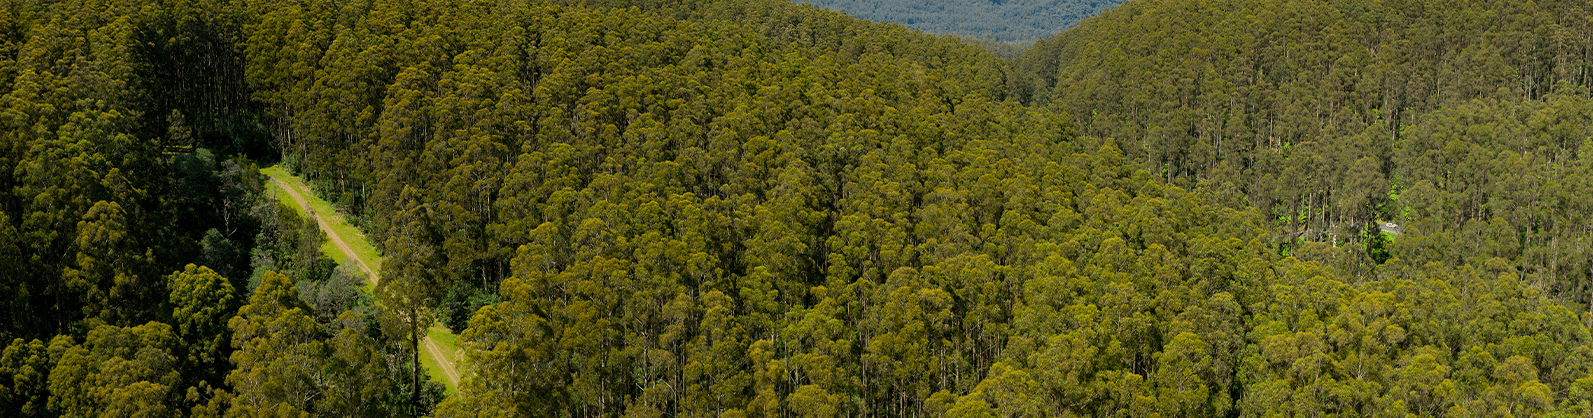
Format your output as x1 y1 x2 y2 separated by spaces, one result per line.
421 346 459 395
262 165 463 394
260 166 385 274
429 325 462 359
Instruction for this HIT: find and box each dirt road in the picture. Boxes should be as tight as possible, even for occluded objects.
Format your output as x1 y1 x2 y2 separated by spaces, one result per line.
266 173 462 389
426 335 461 385
268 177 380 284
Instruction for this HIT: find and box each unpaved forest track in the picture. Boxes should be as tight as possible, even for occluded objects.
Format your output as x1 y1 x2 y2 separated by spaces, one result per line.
265 171 462 389
268 177 380 284
425 335 461 385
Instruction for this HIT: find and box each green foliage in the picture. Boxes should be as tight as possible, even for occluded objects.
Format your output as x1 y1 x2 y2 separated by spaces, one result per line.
1366 226 1392 265
47 323 182 417
219 0 1593 415
11 0 1593 415
168 264 238 390
0 338 51 418
225 270 429 417
297 265 371 324
1017 0 1593 273
0 0 268 339
437 281 498 332
247 200 326 291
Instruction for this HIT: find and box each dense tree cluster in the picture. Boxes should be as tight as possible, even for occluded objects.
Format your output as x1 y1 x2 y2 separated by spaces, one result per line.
239 0 1593 416
1016 0 1593 287
7 0 1593 415
0 0 436 415
1009 0 1593 413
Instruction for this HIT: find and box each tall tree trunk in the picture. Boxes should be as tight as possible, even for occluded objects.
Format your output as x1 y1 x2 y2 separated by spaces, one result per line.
411 306 422 417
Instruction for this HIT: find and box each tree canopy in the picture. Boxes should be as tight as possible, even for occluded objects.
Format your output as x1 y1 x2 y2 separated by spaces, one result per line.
5 0 1593 415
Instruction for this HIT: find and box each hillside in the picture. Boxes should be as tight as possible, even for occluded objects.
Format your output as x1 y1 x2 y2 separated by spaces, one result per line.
4 0 1593 416
1017 0 1593 286
1008 0 1593 412
796 0 1128 42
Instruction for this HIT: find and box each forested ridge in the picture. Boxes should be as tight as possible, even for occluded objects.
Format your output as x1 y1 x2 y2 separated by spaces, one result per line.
1015 0 1593 304
5 0 1593 416
796 0 1128 43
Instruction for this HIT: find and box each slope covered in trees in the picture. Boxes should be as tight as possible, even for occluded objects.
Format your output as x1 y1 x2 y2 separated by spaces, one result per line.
1006 0 1593 413
1016 0 1593 305
239 0 1593 415
6 0 1593 416
0 0 442 415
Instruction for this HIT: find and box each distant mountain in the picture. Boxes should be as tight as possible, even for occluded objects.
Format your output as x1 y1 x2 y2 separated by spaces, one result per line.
798 0 1126 42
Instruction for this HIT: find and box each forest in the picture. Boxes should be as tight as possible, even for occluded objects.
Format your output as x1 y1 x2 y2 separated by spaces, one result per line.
5 0 1593 416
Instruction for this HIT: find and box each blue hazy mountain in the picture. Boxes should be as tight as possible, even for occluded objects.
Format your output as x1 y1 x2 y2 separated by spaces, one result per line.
798 0 1126 42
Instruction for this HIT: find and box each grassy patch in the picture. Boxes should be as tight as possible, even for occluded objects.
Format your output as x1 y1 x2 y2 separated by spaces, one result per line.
262 165 463 394
426 325 464 392
420 347 459 395
260 166 385 274
263 171 364 285
428 325 462 359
